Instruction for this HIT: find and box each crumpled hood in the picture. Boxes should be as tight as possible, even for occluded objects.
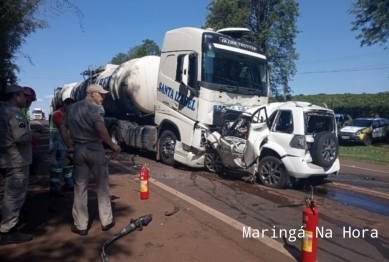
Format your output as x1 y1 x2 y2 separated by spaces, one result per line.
340 126 366 133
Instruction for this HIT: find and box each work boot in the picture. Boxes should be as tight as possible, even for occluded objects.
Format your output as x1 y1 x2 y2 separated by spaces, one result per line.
0 230 33 245
71 225 88 236
102 219 116 231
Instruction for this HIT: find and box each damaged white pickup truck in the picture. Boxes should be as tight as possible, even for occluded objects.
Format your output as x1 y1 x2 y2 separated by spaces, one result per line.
204 101 340 189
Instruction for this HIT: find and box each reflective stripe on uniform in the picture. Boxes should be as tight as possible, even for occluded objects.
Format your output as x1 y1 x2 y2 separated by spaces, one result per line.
21 108 31 131
49 110 63 132
64 173 72 179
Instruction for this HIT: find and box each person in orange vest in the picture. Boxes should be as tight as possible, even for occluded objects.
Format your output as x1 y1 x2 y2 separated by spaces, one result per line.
21 87 42 176
49 98 75 197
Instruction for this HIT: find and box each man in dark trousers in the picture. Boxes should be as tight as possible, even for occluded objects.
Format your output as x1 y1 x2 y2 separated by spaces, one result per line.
0 84 38 244
59 84 121 236
21 87 42 176
49 98 75 197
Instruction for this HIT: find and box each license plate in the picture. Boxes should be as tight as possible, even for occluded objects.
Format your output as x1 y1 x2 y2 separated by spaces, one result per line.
341 136 349 139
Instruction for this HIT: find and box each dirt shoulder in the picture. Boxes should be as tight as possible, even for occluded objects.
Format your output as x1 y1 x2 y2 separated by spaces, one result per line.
0 126 294 262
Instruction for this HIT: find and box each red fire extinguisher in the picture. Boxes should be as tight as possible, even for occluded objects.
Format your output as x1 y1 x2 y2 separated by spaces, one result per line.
301 185 318 262
140 165 149 200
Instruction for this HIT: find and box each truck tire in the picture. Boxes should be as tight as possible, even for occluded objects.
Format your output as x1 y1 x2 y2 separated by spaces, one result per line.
257 156 289 189
311 131 338 167
159 130 177 166
109 125 121 146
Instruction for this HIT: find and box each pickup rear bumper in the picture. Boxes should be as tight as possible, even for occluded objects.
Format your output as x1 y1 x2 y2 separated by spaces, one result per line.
281 156 340 179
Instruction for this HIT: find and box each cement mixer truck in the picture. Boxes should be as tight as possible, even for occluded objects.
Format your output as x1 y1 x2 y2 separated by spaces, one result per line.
52 27 269 170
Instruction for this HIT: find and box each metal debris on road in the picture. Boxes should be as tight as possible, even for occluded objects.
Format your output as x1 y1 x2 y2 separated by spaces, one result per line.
165 206 180 216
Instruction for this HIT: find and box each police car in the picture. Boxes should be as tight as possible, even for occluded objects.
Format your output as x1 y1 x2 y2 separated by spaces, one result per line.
335 113 352 129
338 117 389 146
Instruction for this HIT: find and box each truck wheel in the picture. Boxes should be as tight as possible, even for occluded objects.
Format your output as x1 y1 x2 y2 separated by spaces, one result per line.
205 150 223 173
363 134 372 146
257 156 288 189
311 131 338 167
110 125 121 145
159 130 177 166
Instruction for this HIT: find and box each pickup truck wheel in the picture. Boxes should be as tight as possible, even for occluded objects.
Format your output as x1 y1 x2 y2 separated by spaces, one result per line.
159 130 177 166
363 134 372 146
257 156 288 189
205 150 223 173
311 131 338 167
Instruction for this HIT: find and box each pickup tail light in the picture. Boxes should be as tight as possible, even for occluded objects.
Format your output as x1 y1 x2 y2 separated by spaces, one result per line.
290 135 306 149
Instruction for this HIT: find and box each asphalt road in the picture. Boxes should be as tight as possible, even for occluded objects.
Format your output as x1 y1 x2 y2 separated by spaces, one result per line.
32 120 389 262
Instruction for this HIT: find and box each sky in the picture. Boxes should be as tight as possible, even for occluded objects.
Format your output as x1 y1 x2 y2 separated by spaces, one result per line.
15 0 389 115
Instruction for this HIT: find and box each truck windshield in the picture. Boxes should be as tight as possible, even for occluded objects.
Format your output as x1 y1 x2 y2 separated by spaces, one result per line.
201 49 267 96
32 110 42 114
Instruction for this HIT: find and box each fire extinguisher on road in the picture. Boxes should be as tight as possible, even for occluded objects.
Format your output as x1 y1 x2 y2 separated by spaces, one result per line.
140 164 149 200
301 185 318 262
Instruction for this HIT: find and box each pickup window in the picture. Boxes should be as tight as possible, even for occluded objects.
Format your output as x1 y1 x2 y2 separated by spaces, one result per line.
305 112 335 135
274 110 294 134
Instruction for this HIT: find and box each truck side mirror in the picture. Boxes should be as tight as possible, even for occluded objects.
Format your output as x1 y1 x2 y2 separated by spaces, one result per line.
181 54 189 87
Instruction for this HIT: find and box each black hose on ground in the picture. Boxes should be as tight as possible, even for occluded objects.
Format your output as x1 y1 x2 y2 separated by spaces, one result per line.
100 214 153 262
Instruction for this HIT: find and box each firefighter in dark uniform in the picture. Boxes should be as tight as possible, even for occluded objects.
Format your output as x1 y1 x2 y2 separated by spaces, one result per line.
59 84 121 236
0 84 37 244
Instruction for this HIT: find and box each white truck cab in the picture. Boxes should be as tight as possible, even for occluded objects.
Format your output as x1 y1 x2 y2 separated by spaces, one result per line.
205 101 340 188
155 27 269 168
52 27 271 172
31 108 45 120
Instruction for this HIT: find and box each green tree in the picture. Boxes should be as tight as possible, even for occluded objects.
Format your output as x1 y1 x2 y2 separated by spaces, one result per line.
128 39 161 59
110 52 129 65
349 0 389 49
0 0 83 93
110 39 161 65
205 0 300 99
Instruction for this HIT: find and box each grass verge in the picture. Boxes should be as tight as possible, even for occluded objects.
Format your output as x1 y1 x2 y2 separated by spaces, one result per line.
339 142 389 165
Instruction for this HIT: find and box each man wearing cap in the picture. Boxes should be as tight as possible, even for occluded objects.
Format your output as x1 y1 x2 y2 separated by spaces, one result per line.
59 84 121 236
49 98 75 197
0 84 38 244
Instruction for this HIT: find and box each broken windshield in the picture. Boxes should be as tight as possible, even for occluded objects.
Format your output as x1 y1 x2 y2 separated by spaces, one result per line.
305 112 335 135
